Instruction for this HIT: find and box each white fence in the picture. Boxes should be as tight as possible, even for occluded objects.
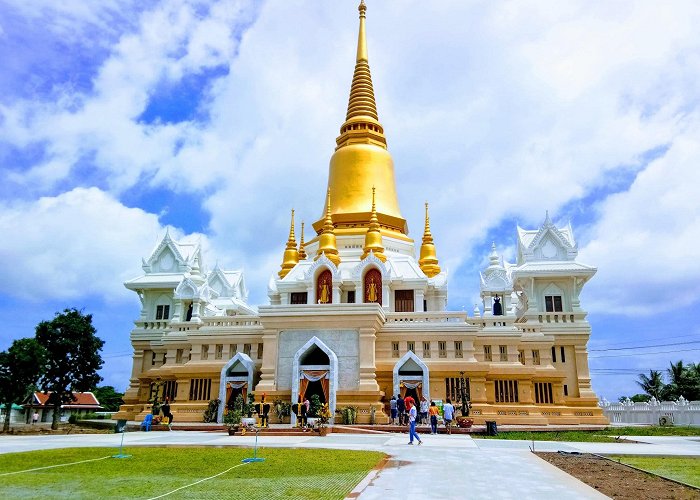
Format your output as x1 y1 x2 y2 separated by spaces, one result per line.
600 396 700 426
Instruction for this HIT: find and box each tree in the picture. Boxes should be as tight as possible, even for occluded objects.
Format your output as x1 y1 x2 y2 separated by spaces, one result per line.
635 369 665 400
35 309 104 429
0 338 47 432
91 386 124 412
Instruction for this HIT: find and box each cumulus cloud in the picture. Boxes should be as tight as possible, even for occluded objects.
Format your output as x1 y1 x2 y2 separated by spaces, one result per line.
0 187 203 301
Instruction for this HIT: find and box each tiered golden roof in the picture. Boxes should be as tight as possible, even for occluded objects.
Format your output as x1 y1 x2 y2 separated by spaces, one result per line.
361 187 386 262
419 203 441 277
315 189 341 267
278 209 299 278
313 0 407 237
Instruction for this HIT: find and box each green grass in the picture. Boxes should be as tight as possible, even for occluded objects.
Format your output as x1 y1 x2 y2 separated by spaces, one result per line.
473 426 700 442
609 455 700 487
0 447 385 499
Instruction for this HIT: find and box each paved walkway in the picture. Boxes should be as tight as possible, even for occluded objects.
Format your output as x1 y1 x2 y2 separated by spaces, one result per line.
1 431 699 499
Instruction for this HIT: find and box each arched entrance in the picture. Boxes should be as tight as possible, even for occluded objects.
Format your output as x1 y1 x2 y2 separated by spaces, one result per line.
291 337 338 425
217 353 254 423
393 351 430 402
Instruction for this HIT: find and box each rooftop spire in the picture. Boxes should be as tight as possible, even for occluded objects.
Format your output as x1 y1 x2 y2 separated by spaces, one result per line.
315 0 407 236
298 221 307 260
419 202 441 277
362 186 387 262
278 209 299 278
315 189 341 266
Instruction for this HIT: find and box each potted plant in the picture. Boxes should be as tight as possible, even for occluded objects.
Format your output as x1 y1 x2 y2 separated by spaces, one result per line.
316 403 332 436
223 408 242 435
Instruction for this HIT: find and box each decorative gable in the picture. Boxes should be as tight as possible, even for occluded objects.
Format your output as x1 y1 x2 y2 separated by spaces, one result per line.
142 230 190 274
518 213 578 263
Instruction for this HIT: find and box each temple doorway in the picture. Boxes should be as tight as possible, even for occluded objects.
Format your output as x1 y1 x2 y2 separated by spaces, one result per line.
217 353 254 423
291 336 338 426
393 351 430 402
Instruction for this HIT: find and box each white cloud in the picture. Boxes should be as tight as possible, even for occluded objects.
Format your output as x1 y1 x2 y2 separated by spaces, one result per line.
0 187 201 301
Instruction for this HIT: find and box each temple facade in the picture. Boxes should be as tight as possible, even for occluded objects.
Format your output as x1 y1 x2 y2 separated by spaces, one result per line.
115 2 606 426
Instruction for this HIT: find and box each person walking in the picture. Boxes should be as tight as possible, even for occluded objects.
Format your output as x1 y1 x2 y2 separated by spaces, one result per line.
406 400 423 445
389 396 398 425
428 401 439 434
420 397 429 425
443 398 455 434
397 395 406 426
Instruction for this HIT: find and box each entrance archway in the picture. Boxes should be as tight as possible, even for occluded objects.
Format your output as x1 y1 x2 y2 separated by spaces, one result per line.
393 351 430 402
291 337 338 425
217 353 254 423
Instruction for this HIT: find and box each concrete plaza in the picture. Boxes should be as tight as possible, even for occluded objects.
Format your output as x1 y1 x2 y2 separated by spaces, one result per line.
1 429 699 499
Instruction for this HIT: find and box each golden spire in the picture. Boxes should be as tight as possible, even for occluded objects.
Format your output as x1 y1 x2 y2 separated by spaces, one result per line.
362 187 386 261
278 209 299 278
315 189 341 266
314 0 407 236
419 202 441 277
298 221 307 260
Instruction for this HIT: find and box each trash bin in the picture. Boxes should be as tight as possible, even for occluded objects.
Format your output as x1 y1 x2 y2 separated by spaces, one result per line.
115 419 127 433
485 420 498 436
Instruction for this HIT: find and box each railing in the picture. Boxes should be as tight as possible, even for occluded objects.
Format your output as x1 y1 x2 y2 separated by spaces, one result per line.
200 317 261 327
385 312 468 324
600 397 700 426
135 320 170 330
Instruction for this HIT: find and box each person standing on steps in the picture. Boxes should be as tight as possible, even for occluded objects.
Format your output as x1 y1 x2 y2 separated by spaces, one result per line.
389 396 398 425
429 401 439 434
397 394 406 426
161 398 173 430
443 398 455 435
407 399 422 445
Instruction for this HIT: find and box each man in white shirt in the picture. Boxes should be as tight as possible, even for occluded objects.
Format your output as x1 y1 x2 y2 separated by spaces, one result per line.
407 401 423 445
443 398 455 435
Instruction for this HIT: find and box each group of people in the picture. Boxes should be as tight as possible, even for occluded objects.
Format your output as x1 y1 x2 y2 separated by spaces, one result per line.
390 395 456 440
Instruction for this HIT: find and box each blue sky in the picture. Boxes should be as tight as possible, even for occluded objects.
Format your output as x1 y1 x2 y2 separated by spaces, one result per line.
0 0 698 401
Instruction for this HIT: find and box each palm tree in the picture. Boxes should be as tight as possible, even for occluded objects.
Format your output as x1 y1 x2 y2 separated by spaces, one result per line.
636 370 665 399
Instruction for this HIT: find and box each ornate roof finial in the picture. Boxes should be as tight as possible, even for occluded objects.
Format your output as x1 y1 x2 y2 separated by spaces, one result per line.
362 186 387 262
489 242 500 266
544 210 552 226
298 221 307 260
315 189 341 266
278 209 299 278
419 202 441 277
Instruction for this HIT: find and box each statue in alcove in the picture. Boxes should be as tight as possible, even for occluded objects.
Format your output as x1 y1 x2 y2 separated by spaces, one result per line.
493 296 503 316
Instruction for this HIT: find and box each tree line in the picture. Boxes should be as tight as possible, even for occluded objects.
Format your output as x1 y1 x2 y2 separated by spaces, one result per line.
0 308 121 431
629 361 700 402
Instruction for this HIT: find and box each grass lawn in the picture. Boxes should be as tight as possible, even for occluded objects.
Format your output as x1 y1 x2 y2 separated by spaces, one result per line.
608 455 700 488
0 447 385 499
473 426 700 442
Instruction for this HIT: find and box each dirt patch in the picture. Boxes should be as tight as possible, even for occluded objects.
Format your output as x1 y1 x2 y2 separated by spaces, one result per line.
535 452 699 500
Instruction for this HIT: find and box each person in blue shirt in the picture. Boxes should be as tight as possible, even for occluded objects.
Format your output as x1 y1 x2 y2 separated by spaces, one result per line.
443 398 455 434
389 396 398 424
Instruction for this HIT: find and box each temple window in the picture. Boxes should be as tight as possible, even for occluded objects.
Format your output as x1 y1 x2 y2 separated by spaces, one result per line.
499 345 508 362
551 346 557 363
446 377 470 403
316 269 333 304
455 341 463 358
364 268 382 304
493 296 503 316
257 343 264 359
518 349 524 365
423 341 431 358
201 345 209 360
291 292 308 304
176 349 183 364
229 344 237 357
155 305 170 320
243 344 251 356
534 382 554 404
438 341 447 358
495 380 519 403
347 290 356 303
392 341 399 358
484 345 492 361
189 378 211 401
564 384 569 396
164 380 178 401
395 290 414 312
151 352 156 366
560 346 566 363
545 295 563 312
215 344 223 360
423 299 427 312
185 302 193 321
407 341 415 353
532 350 540 365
